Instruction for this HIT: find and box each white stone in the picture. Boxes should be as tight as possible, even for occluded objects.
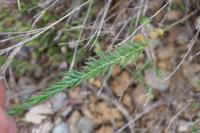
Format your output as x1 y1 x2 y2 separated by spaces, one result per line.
51 92 68 112
52 122 69 133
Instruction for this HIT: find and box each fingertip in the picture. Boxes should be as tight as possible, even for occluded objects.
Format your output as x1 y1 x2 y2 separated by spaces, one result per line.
0 108 9 133
8 116 17 133
0 108 17 133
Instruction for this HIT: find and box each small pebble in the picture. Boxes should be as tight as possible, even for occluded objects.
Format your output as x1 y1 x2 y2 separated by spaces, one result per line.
178 121 189 132
61 107 73 118
77 117 94 133
52 122 69 133
51 92 68 112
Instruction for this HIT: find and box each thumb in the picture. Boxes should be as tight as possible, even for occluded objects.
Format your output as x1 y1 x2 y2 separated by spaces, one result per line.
8 115 17 133
0 108 17 133
0 108 9 133
0 80 17 133
0 80 6 109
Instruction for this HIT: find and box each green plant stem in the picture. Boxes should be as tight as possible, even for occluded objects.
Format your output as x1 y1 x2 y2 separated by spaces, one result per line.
9 40 148 116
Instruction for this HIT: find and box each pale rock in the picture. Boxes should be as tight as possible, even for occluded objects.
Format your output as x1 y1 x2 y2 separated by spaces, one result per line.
69 111 81 133
61 107 73 117
52 122 69 133
23 104 53 124
32 121 53 133
77 117 94 133
178 121 189 132
51 92 68 112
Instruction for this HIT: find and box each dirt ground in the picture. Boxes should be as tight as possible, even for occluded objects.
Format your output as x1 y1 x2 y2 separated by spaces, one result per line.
0 0 200 133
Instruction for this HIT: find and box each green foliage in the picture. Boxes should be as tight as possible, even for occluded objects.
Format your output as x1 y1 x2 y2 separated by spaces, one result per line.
191 125 199 133
134 61 153 81
132 61 155 100
171 2 186 12
129 16 151 33
139 16 151 25
20 0 39 13
9 40 148 116
0 13 31 33
145 85 154 100
197 80 200 87
0 56 37 75
0 0 88 73
191 101 200 110
156 68 163 79
131 16 151 26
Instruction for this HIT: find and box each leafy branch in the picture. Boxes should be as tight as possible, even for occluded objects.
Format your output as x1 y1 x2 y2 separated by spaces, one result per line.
9 40 148 116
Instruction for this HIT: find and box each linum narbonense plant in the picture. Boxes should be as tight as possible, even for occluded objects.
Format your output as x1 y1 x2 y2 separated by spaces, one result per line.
9 39 150 116
6 1 165 116
7 2 167 115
